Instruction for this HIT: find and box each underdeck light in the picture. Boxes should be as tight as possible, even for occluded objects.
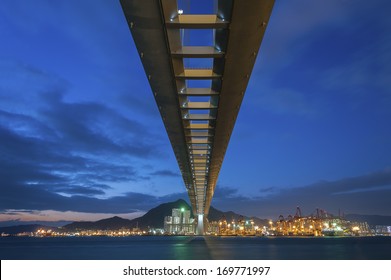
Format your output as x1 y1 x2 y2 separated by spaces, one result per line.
178 9 184 15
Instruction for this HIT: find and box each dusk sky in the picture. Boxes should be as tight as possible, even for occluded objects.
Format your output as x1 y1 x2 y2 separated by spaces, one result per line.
1 0 391 226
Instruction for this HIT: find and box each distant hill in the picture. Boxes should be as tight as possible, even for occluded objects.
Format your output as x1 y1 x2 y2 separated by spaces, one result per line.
345 214 391 226
63 216 133 231
130 199 192 229
208 206 269 226
0 224 56 235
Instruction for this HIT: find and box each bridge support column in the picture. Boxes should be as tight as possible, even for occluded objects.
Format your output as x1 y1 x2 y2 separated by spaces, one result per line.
196 214 204 235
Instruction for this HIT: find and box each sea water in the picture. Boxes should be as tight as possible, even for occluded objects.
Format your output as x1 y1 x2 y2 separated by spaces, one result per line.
1 236 390 260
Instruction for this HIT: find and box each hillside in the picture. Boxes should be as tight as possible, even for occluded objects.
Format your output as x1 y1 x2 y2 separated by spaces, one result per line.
130 199 192 229
63 199 192 231
345 214 391 226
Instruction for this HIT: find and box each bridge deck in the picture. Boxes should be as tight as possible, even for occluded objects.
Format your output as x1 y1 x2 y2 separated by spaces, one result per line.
120 0 274 232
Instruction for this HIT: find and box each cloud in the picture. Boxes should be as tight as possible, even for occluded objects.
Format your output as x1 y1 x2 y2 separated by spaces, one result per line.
0 111 188 216
54 186 108 196
0 122 143 188
259 187 277 193
38 92 159 158
0 176 187 215
212 186 240 199
117 92 159 119
0 210 145 224
149 170 180 177
0 60 176 213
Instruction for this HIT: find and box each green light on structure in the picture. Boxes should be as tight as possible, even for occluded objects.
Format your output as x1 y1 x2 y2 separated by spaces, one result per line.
181 208 185 212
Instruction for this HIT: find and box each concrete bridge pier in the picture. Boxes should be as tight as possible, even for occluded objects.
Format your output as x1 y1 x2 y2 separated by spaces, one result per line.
197 214 204 235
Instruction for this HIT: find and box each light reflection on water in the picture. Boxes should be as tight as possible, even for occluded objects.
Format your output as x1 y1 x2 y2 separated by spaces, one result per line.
0 236 390 260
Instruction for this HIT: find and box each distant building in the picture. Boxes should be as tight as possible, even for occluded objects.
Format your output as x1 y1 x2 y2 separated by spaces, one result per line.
351 222 371 236
208 221 220 235
164 208 194 234
375 225 391 236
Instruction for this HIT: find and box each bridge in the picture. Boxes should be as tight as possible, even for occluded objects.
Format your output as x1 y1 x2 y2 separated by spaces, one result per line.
120 0 274 234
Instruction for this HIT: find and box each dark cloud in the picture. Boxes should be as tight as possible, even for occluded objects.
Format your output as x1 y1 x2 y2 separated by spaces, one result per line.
260 187 276 193
54 186 106 196
1 155 390 218
211 169 391 219
38 91 159 158
0 59 185 218
0 71 169 210
0 178 187 214
0 109 55 140
213 186 240 199
118 92 159 118
0 105 183 212
0 124 142 184
149 170 180 177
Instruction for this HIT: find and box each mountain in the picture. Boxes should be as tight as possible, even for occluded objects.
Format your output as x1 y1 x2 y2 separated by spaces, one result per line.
208 206 269 226
63 199 269 231
345 214 391 226
63 199 192 231
130 199 192 229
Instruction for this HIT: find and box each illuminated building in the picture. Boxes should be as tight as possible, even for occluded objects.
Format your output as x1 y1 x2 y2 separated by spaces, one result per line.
164 208 195 234
375 225 391 236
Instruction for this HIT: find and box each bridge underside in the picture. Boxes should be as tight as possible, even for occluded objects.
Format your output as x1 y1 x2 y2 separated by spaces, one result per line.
121 0 274 233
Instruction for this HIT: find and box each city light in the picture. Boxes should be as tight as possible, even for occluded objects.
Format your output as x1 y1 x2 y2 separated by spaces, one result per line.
9 207 378 238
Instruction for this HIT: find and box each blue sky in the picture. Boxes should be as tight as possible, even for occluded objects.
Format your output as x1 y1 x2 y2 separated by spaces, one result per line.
1 0 390 225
